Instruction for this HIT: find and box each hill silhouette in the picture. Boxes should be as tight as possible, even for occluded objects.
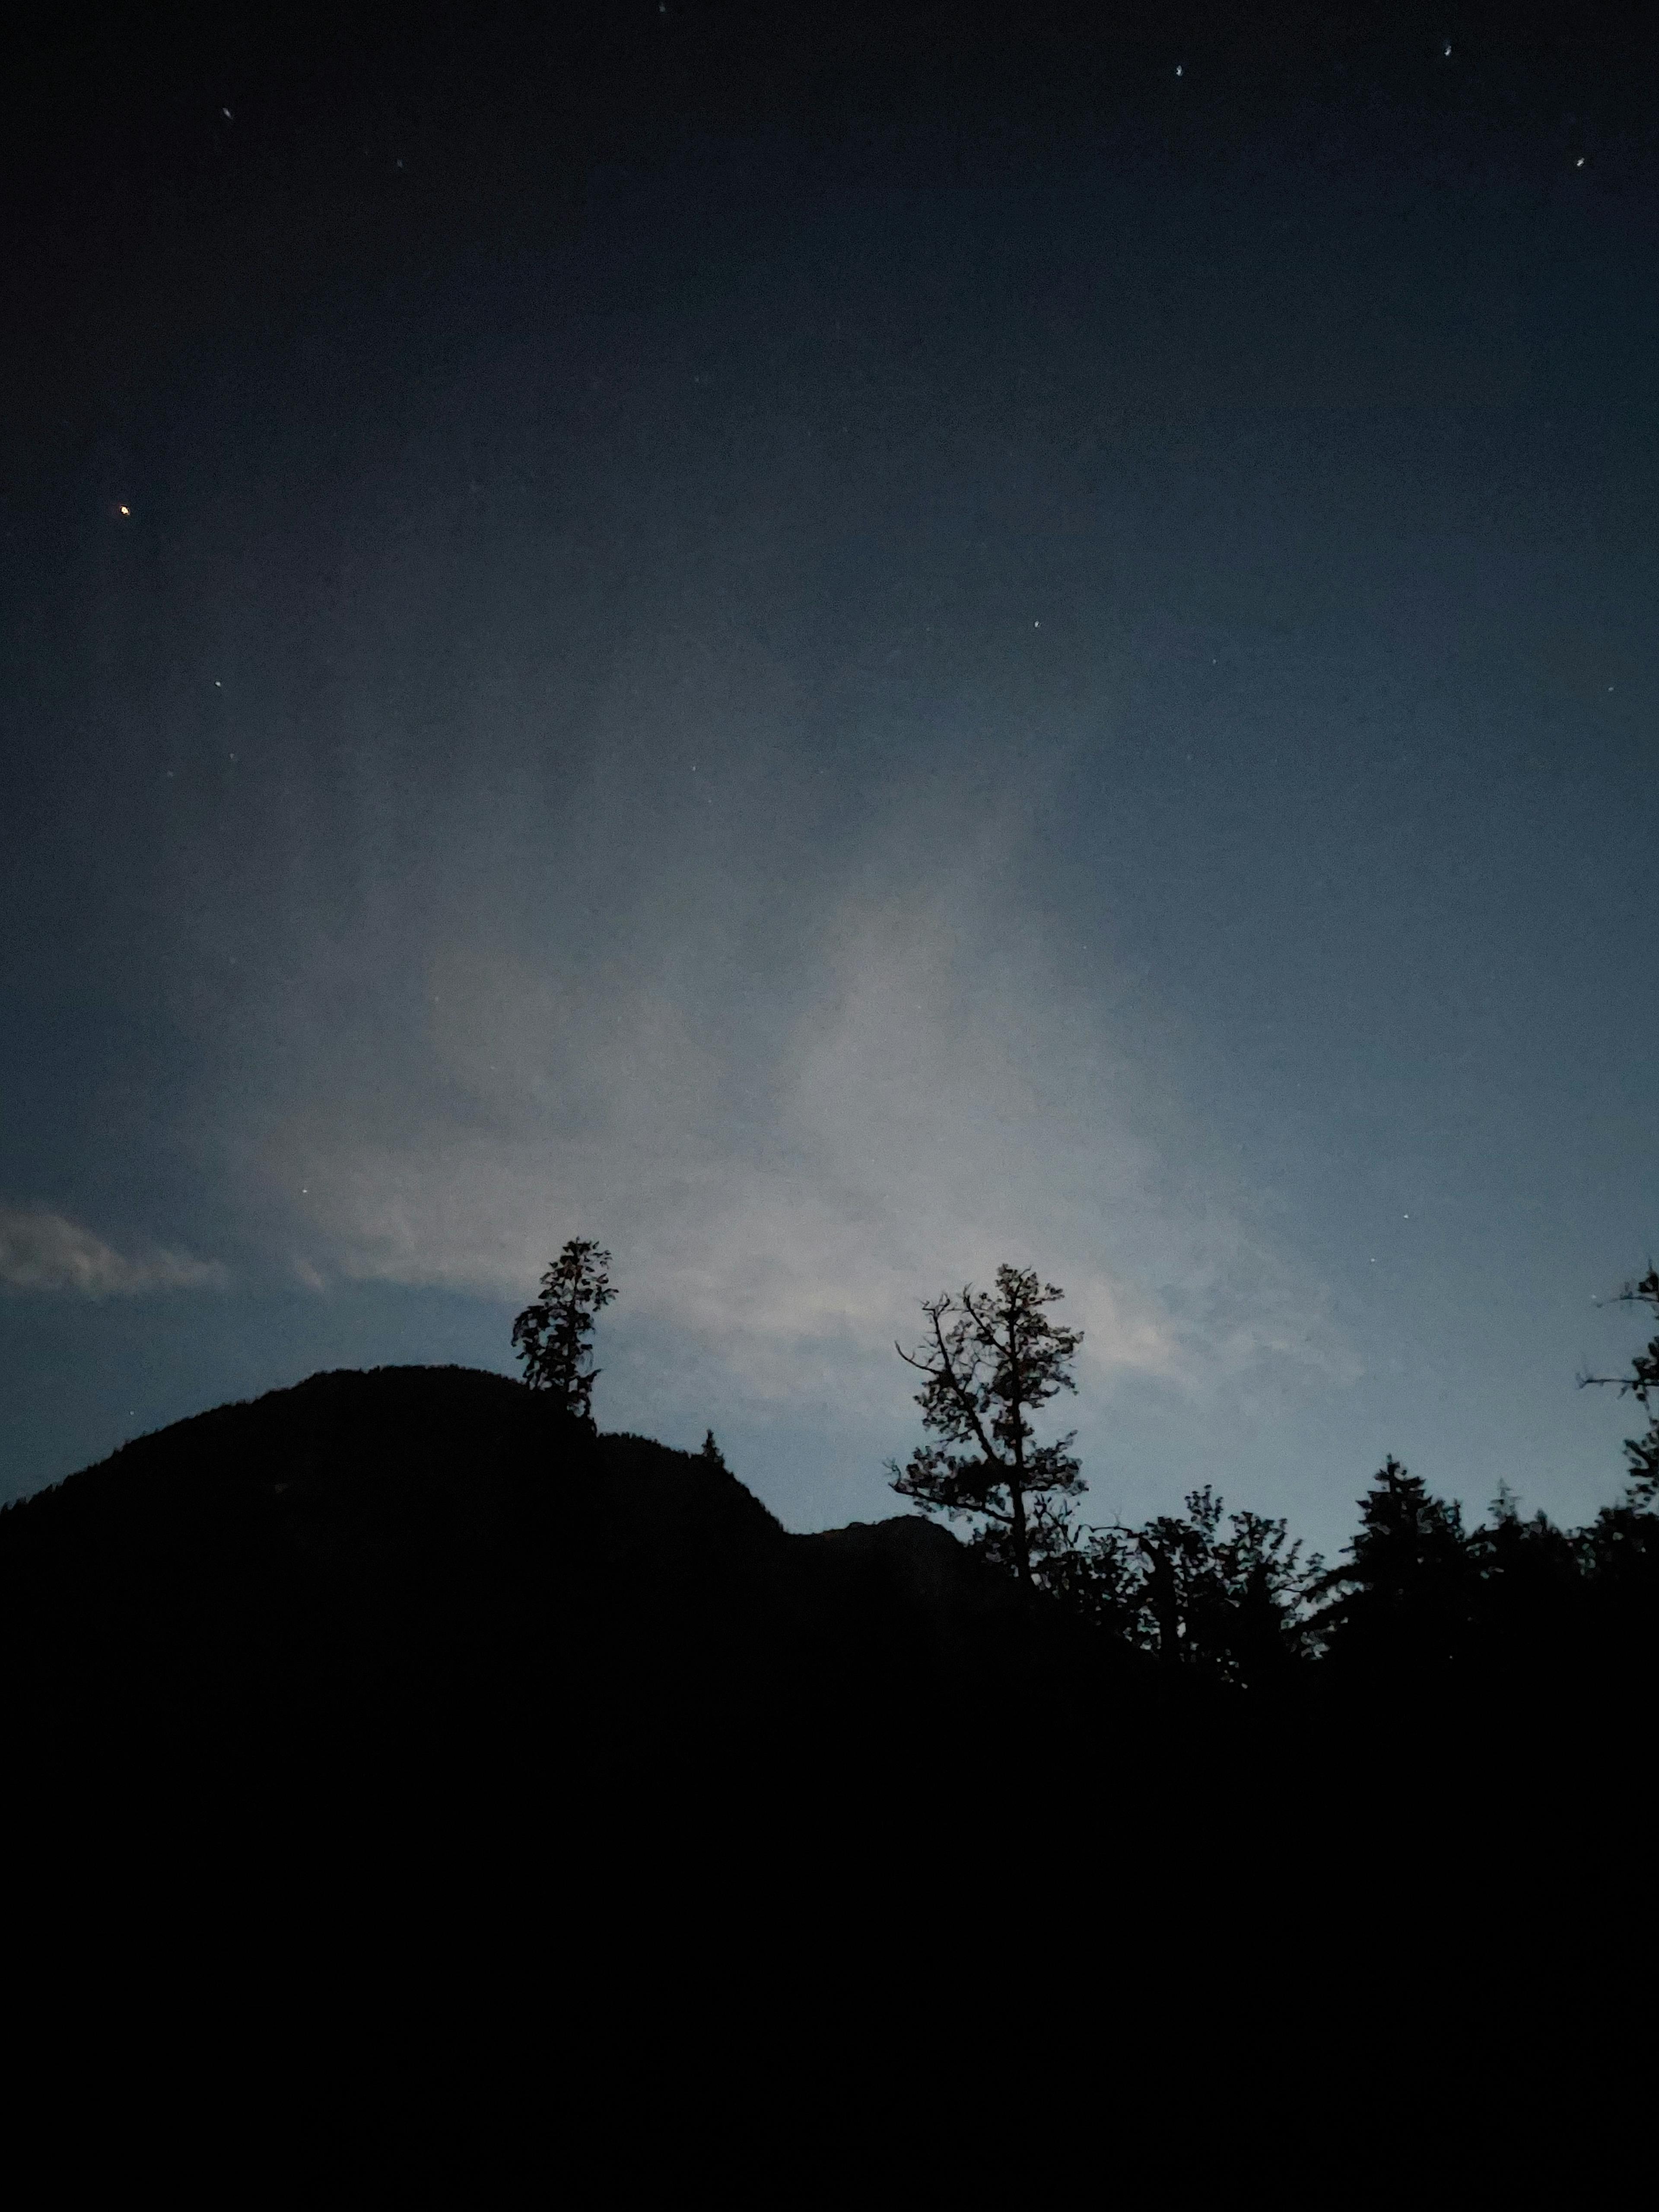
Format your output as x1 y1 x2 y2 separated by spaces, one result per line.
0 1365 1170 1819
7 1362 1653 1859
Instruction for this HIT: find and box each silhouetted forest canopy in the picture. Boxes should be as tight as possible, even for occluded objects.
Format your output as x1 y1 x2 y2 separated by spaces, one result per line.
3 1246 1656 1815
880 1257 1659 1693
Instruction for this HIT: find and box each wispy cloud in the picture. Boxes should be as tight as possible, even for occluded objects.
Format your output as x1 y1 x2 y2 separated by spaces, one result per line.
160 580 1356 1440
245 845 1353 1420
0 1207 227 1297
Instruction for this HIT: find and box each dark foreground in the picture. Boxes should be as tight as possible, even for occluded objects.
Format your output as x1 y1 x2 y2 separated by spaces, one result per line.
1 1367 1646 1860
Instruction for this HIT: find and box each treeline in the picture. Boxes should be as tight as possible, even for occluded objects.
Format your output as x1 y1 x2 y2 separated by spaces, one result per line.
883 1260 1659 1694
1029 1455 1659 1694
521 1242 1659 1697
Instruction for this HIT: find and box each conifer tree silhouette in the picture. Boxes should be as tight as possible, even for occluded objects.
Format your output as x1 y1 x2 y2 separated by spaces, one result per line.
511 1239 617 1427
1309 1456 1473 1672
887 1265 1084 1590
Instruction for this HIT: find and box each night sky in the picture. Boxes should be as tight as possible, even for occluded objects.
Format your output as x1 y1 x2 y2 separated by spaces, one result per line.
4 3 1656 1551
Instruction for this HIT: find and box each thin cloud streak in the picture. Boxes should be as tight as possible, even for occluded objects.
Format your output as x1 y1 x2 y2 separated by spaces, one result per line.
0 1208 227 1298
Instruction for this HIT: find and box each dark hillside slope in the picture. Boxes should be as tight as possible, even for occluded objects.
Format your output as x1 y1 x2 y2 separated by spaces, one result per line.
0 1366 1154 1805
0 1368 566 1774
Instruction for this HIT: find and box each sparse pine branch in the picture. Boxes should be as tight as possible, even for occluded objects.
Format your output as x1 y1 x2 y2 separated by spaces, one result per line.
1579 1265 1659 1506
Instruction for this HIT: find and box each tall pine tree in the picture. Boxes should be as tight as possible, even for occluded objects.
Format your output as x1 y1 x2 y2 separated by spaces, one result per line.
888 1265 1084 1590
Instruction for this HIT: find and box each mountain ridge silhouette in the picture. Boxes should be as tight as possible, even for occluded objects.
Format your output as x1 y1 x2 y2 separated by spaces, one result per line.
7 1363 1647 1863
1 1364 1165 1815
